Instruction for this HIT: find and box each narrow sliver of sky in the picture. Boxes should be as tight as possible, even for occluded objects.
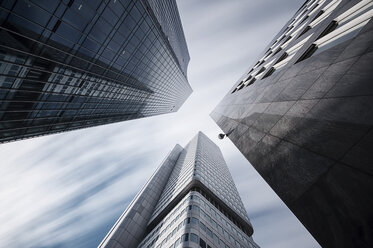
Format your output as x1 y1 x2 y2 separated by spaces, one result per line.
0 1 320 248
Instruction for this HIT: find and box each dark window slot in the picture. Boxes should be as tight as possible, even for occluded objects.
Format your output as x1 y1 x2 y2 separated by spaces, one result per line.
312 10 324 22
273 47 282 55
317 20 338 40
262 67 275 79
299 15 309 24
298 26 311 38
296 44 317 63
245 78 256 87
275 52 288 65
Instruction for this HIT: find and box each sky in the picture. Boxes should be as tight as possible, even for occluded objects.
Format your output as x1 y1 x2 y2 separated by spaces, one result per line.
0 1 321 248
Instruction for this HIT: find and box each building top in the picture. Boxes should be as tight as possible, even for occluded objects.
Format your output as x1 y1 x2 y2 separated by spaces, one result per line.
149 132 251 229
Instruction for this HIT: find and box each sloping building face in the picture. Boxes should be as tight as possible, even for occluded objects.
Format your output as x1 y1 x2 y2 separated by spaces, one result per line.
0 0 192 143
100 132 259 248
211 0 373 247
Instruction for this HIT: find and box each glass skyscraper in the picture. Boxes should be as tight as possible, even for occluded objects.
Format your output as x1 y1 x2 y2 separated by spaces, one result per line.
0 0 192 143
211 0 373 247
99 132 259 248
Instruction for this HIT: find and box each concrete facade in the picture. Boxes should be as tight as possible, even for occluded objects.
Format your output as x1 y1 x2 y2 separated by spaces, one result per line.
100 132 259 248
211 0 373 247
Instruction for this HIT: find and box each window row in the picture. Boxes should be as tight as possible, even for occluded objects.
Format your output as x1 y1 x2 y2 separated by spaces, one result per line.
231 0 372 93
141 191 252 248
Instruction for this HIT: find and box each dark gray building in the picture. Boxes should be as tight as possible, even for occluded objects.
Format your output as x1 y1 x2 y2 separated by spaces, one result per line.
211 0 373 247
99 132 259 248
0 0 192 143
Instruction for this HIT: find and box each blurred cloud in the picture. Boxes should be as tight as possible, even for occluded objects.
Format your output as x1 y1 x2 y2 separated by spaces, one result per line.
0 1 320 248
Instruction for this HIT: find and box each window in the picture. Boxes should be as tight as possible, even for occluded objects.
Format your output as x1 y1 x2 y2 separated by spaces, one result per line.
235 240 241 248
317 20 338 39
236 83 244 91
299 15 309 24
230 235 234 243
207 227 213 238
190 233 199 243
213 233 220 244
191 217 199 225
298 17 370 64
256 67 265 75
200 221 206 232
200 238 207 248
220 240 226 248
184 217 190 225
212 219 217 228
335 0 372 26
257 60 265 67
262 67 275 79
296 44 317 63
311 10 324 22
177 222 182 230
275 53 288 65
309 0 341 27
174 238 180 247
245 78 256 87
273 47 282 55
181 233 189 242
314 24 365 56
297 25 311 38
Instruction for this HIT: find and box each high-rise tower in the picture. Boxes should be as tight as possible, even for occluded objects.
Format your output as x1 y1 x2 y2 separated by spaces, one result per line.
99 132 259 248
0 0 192 143
211 0 373 247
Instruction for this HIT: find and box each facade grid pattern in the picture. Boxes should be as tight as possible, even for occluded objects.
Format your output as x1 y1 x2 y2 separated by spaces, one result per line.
100 132 259 248
0 0 192 143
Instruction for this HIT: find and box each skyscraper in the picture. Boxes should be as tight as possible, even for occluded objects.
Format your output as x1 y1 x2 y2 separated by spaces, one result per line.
211 0 373 247
0 0 192 143
99 132 259 248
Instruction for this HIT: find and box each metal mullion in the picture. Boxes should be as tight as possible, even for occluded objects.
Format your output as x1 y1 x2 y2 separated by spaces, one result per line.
1 87 140 103
0 39 151 93
0 111 137 130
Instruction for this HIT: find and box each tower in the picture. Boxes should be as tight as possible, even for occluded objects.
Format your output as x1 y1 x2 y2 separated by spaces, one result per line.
99 132 259 248
0 0 192 143
211 0 373 247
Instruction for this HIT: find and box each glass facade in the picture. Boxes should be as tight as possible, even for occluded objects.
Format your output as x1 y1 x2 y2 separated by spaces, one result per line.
150 132 249 223
138 191 258 248
143 132 257 248
99 132 259 248
0 0 192 143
